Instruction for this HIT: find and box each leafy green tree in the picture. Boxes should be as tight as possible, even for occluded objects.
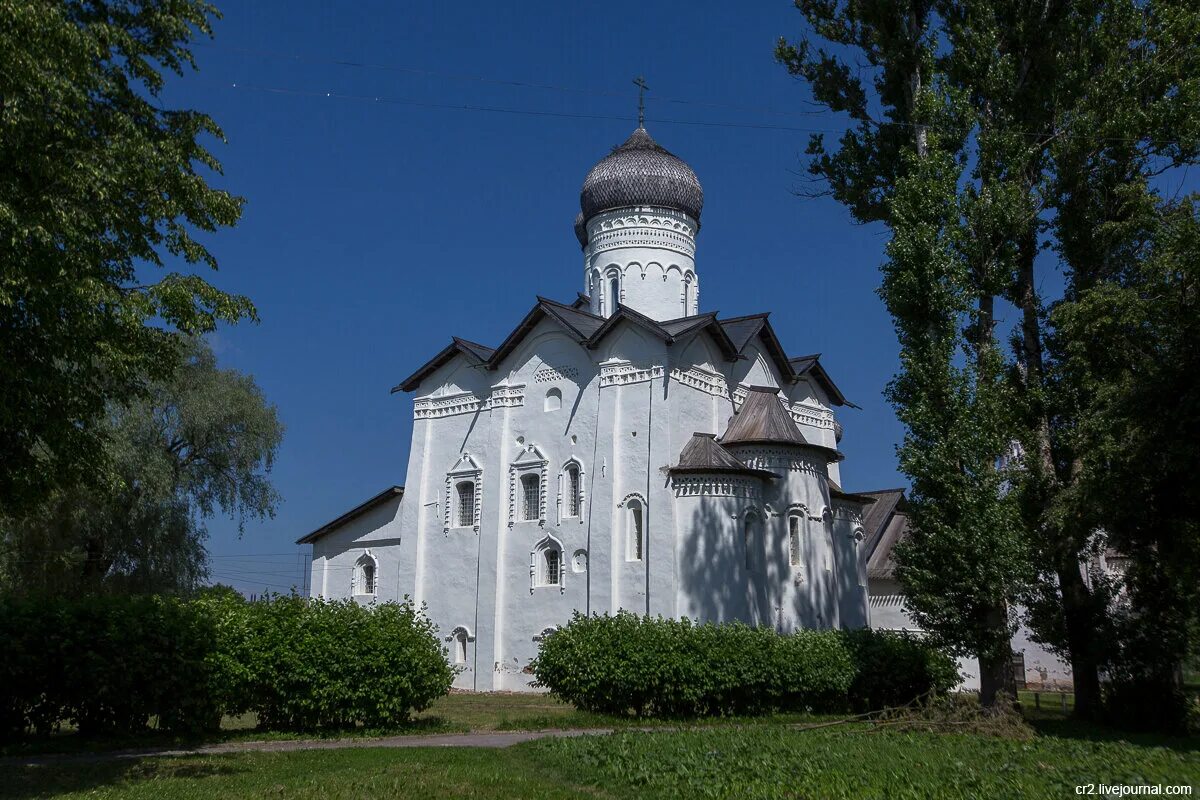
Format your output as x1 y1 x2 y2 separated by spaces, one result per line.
1 338 283 597
777 0 1031 708
0 0 253 515
779 0 1200 719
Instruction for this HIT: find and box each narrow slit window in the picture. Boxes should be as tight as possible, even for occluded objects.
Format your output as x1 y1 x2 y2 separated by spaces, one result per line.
521 473 540 522
744 514 761 573
627 501 643 561
789 516 801 567
565 465 581 517
609 276 620 312
454 630 468 664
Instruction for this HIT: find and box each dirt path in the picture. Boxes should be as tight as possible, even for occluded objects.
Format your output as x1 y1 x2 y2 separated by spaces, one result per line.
3 728 617 767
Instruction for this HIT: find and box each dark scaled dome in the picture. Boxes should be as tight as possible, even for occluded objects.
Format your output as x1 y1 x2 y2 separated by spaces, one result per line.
576 126 703 245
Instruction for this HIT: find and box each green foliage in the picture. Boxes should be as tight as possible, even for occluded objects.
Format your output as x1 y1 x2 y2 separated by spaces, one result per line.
778 0 1200 721
199 594 454 731
530 612 956 718
0 594 220 740
0 594 453 741
0 0 254 515
839 627 961 713
6 727 1199 800
0 338 284 597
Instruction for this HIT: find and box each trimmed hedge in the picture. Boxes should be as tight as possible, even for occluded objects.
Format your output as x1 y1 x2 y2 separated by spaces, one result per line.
0 594 453 741
530 612 958 717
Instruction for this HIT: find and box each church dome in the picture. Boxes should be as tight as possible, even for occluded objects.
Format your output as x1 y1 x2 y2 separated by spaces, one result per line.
577 126 703 244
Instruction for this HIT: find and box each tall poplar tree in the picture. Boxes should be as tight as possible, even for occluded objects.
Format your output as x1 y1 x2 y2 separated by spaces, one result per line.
777 1 1031 708
780 0 1200 719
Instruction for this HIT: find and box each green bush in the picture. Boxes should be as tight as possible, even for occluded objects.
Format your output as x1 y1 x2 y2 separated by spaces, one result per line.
838 628 960 712
201 594 453 730
530 612 957 718
0 593 453 741
0 595 219 740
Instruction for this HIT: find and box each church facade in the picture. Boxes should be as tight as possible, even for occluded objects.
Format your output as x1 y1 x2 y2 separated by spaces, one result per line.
300 126 877 691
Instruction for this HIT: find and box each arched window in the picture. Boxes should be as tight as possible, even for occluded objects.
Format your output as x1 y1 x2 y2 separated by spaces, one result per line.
532 537 564 589
609 275 621 312
626 499 644 561
456 480 476 528
744 513 762 573
520 473 540 522
544 387 562 412
355 554 377 595
564 463 581 518
449 626 472 664
683 276 694 315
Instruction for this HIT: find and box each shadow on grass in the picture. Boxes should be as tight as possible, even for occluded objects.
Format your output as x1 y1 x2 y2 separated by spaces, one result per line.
1030 718 1200 753
1 757 246 800
0 715 462 760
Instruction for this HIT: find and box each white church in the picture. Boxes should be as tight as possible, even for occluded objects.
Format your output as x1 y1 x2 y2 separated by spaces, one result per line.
300 124 927 691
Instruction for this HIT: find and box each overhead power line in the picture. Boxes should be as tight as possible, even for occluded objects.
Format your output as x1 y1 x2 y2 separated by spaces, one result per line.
195 41 828 119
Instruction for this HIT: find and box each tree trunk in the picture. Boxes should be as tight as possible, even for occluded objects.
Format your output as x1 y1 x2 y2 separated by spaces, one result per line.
978 604 1016 708
1058 561 1103 719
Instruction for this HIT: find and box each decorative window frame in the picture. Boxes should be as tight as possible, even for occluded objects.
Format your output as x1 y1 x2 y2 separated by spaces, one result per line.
619 492 647 562
530 534 566 593
543 387 563 412
446 625 475 664
557 458 586 524
509 444 549 527
353 550 378 597
444 453 483 534
604 266 623 314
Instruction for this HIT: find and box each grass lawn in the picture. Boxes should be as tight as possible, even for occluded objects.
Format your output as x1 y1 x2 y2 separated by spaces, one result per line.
0 692 827 758
4 724 1197 799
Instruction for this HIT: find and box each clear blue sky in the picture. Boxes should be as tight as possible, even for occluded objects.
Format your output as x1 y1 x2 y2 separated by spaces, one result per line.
172 1 917 595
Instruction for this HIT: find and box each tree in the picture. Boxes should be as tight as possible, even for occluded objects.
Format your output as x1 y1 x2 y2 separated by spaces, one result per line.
779 0 1200 719
0 0 253 515
1047 200 1200 729
0 338 283 597
777 0 1032 708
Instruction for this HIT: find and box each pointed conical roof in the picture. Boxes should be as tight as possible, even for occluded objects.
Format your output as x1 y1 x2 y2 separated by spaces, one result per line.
719 386 808 446
670 433 777 479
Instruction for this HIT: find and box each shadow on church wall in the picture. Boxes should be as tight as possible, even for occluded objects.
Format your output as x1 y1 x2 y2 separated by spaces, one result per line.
677 497 837 630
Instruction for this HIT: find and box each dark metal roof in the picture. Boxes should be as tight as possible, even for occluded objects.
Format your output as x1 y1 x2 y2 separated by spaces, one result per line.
718 313 768 353
670 433 778 479
296 486 404 545
855 488 909 579
789 354 855 408
719 386 809 446
578 126 703 242
393 300 847 411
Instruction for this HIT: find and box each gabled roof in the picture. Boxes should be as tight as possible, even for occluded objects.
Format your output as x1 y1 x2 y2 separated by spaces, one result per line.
789 354 855 408
395 298 747 393
296 486 404 545
393 298 853 408
392 338 494 394
571 293 591 309
670 432 777 479
856 488 910 579
720 386 810 446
